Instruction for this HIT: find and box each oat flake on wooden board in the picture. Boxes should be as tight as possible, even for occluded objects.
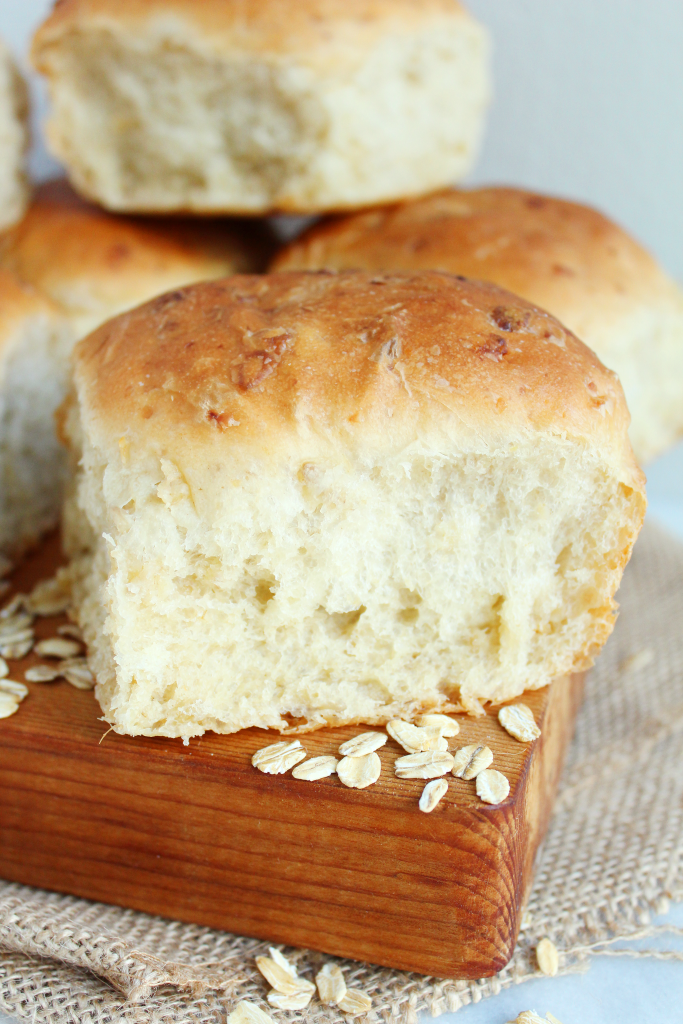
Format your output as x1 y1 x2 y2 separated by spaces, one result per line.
1 522 683 1023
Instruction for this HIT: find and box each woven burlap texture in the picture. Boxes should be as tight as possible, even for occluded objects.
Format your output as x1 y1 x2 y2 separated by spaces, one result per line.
2 519 683 1024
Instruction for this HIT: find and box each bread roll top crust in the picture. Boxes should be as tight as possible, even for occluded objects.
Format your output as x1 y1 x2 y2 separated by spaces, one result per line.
35 0 473 60
73 269 641 486
0 179 272 323
273 186 682 325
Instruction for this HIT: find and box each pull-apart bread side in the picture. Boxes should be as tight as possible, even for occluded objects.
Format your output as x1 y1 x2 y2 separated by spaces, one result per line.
0 180 269 557
273 187 683 464
0 179 274 339
0 37 29 231
31 0 490 214
0 270 74 557
64 271 645 739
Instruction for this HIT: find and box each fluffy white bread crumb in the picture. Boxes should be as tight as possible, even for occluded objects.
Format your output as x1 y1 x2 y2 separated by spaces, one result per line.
0 37 29 231
0 179 274 339
0 270 74 557
63 271 645 740
273 187 683 464
31 0 490 214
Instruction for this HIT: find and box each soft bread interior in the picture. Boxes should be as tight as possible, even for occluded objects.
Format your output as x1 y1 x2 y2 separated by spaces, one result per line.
0 309 74 555
575 294 683 465
65 418 640 739
37 20 488 212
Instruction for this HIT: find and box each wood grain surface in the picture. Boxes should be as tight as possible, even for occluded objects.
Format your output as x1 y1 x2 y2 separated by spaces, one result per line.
0 534 584 978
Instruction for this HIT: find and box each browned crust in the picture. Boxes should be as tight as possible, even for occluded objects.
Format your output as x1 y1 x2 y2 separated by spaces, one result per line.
0 179 274 308
272 186 681 327
33 0 473 63
73 270 643 496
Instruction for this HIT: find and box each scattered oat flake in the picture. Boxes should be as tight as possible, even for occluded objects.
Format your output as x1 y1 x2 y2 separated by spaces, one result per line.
337 751 381 789
25 664 62 683
394 750 454 779
316 963 347 1005
0 657 8 678
415 713 460 737
386 719 446 753
0 626 34 645
0 594 27 619
255 956 299 995
338 730 387 756
26 571 72 616
267 990 312 1010
476 768 510 804
506 1014 554 1024
57 623 84 640
35 637 82 659
536 937 559 976
0 612 33 636
252 740 306 775
256 955 314 995
267 946 297 978
620 647 654 673
292 755 338 780
0 679 28 700
227 1001 274 1024
498 704 541 743
423 731 449 750
0 692 20 718
451 743 493 780
0 638 34 660
386 718 423 752
419 778 448 812
338 988 372 1015
62 658 95 690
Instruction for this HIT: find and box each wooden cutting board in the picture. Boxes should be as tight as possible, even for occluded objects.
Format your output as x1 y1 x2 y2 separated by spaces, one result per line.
0 533 584 979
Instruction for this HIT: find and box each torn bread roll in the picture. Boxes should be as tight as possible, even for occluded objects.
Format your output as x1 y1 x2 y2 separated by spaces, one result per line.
31 0 490 215
0 37 29 231
0 179 273 339
0 270 74 557
63 270 645 739
273 187 683 464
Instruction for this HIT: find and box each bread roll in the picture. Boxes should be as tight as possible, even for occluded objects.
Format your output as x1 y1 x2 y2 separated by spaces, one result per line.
31 0 490 215
0 270 74 557
63 270 644 739
0 38 29 231
0 180 273 338
274 187 683 464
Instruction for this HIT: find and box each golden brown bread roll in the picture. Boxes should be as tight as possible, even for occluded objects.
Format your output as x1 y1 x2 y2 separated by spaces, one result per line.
31 0 490 214
273 186 683 463
0 179 274 338
63 270 644 739
0 181 272 555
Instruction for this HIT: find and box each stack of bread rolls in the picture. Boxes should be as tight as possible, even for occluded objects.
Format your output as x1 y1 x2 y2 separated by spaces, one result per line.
1 0 669 741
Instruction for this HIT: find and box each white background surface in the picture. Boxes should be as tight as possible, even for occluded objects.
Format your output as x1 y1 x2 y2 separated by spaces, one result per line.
0 2 682 1022
467 0 683 282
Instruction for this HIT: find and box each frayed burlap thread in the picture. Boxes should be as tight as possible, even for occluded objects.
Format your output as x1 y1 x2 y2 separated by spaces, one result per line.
2 519 683 1024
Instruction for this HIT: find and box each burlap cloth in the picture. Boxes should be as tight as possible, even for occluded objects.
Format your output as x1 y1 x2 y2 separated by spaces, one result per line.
2 518 683 1024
